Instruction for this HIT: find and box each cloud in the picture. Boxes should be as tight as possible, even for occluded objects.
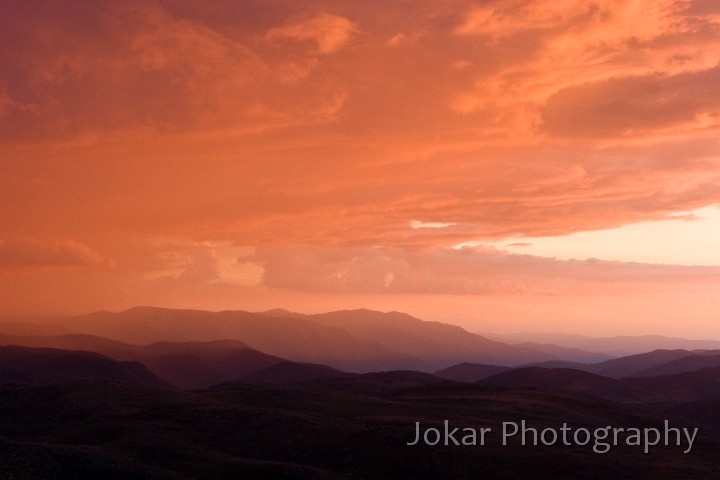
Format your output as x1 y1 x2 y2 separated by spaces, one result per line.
147 242 223 285
410 220 457 229
174 244 221 284
250 244 720 295
450 0 720 138
454 0 593 37
266 13 358 54
2 0 720 287
0 238 113 269
0 2 349 142
2 0 720 339
540 67 720 137
454 0 683 42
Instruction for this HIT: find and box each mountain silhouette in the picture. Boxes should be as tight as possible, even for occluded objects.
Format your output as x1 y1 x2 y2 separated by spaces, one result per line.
33 307 418 372
512 341 611 363
625 365 720 401
590 349 704 378
12 307 567 372
633 352 720 377
479 367 653 402
485 332 720 356
135 346 284 390
0 307 719 479
0 333 285 389
240 369 451 396
239 361 355 385
289 309 559 368
434 363 513 382
0 345 170 388
521 349 708 378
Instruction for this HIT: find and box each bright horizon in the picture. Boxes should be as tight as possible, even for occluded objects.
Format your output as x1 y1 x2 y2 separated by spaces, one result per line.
2 1 720 338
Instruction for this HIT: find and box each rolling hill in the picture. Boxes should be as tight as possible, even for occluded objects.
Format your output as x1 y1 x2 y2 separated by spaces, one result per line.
633 352 720 377
521 349 711 378
240 361 355 385
0 334 285 389
625 366 720 401
0 345 170 388
434 363 513 382
479 367 653 402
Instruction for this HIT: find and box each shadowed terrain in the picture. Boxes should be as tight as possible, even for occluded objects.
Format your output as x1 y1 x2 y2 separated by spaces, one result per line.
0 345 171 388
1 309 720 478
434 363 513 382
0 334 286 390
239 361 355 385
0 375 719 479
635 353 720 377
478 367 655 402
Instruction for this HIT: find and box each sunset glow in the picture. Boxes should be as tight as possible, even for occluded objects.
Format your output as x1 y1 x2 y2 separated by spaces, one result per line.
2 0 720 337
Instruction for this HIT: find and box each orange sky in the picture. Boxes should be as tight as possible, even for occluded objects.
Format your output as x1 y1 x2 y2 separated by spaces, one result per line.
2 0 720 337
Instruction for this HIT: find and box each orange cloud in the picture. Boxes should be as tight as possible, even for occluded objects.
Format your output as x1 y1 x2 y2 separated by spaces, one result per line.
541 67 720 137
266 12 358 54
0 2 351 142
0 238 113 269
250 244 720 295
1 0 719 334
451 0 720 136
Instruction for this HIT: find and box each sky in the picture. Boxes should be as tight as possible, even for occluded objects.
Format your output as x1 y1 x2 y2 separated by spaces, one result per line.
1 0 720 337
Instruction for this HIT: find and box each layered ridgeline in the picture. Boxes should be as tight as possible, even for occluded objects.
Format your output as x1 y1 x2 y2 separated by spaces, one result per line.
434 349 720 382
2 307 591 372
0 334 283 390
2 339 719 404
519 348 720 378
0 345 171 388
2 308 720 479
485 332 720 357
2 307 720 391
1 343 720 479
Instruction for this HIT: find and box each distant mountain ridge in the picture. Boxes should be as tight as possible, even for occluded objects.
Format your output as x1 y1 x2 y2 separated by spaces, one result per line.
267 308 563 368
520 349 720 378
7 307 577 372
485 332 720 356
4 306 718 383
635 353 720 377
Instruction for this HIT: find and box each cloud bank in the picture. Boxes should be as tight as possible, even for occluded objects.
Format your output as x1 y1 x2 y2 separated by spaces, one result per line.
1 1 719 334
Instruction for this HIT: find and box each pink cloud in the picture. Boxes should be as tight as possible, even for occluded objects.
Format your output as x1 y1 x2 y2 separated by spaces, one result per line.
1 0 720 325
0 238 113 269
540 67 720 137
250 244 720 295
266 12 358 54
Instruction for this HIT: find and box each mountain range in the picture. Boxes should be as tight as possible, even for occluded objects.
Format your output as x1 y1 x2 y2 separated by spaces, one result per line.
484 331 720 356
7 307 600 371
1 306 720 478
12 306 716 371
